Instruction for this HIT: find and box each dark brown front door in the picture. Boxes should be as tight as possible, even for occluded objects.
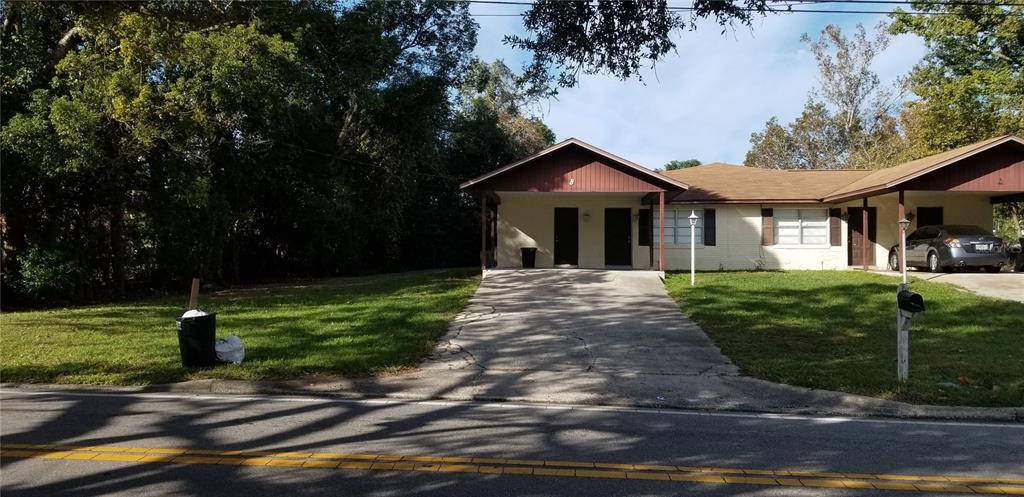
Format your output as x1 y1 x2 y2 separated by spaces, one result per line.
554 208 579 266
848 207 877 266
604 208 632 266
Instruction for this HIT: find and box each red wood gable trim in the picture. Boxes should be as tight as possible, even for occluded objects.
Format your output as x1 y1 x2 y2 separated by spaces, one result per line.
902 146 1024 192
482 146 666 193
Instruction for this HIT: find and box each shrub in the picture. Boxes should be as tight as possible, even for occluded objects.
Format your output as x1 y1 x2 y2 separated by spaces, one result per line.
16 246 80 301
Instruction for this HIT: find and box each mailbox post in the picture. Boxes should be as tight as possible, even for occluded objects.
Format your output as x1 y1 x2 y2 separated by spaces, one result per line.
896 284 924 383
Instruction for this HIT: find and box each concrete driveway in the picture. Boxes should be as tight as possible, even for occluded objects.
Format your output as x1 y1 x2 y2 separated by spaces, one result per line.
435 270 737 377
350 269 936 415
908 271 1024 303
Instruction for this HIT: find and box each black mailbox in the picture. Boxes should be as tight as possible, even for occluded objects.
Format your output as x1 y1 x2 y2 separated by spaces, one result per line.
897 290 925 313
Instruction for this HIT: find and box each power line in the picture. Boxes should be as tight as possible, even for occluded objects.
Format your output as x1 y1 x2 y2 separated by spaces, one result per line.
458 0 1021 16
457 0 1024 5
782 0 1024 5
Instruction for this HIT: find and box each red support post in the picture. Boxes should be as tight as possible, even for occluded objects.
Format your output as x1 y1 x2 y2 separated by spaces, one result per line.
862 197 869 270
658 191 665 272
480 193 487 275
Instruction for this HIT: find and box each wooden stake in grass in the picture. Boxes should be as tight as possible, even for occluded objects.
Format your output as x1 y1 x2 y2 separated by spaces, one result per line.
188 278 200 310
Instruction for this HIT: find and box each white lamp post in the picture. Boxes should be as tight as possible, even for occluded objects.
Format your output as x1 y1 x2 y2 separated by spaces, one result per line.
689 211 698 287
898 217 911 284
896 216 913 383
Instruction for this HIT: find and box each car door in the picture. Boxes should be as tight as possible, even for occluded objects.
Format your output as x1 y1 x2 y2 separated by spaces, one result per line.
910 227 938 265
913 227 937 266
903 228 923 265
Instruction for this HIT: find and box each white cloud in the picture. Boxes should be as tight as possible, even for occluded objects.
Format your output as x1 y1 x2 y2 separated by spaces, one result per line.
471 7 926 167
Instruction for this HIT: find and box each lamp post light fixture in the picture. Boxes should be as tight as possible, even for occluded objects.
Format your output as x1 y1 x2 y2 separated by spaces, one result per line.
898 217 911 284
689 211 698 287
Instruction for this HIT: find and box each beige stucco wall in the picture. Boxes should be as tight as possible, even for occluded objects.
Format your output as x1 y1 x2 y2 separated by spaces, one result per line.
660 204 847 271
496 193 651 269
496 192 995 271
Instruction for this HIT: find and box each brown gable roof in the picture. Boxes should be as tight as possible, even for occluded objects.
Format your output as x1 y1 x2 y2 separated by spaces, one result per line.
459 138 689 192
665 135 1024 203
662 163 872 203
822 135 1024 202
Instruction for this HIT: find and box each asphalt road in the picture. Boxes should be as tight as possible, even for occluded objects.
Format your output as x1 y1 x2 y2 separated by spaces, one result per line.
1 389 1022 497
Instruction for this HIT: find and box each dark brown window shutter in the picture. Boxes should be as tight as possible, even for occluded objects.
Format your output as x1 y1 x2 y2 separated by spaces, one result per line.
829 208 842 246
761 208 774 245
704 209 716 246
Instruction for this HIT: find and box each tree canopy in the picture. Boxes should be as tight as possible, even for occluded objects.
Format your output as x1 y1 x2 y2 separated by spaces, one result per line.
890 1 1024 154
664 159 702 170
745 23 904 170
507 0 774 86
0 1 518 302
1 0 784 304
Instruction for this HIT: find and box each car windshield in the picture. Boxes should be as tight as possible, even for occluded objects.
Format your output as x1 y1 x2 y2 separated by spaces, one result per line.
941 225 989 236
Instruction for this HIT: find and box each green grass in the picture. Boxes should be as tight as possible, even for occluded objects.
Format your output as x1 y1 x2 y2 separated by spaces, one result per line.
0 269 480 385
665 271 1024 407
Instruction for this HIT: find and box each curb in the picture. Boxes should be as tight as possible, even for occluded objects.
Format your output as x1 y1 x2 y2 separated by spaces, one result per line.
3 381 1021 423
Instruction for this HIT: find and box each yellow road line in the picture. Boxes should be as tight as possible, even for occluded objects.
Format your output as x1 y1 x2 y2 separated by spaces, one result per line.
2 443 1022 495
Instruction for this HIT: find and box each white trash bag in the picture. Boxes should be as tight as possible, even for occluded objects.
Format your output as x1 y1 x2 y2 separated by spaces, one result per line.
215 335 245 364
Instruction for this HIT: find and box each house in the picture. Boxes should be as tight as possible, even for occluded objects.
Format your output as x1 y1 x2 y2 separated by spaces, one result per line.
459 135 1024 272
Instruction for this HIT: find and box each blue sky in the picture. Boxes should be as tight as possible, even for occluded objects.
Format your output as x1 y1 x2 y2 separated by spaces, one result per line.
470 4 926 167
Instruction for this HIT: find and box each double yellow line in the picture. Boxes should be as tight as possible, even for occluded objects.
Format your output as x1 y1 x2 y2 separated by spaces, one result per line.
3 443 1023 495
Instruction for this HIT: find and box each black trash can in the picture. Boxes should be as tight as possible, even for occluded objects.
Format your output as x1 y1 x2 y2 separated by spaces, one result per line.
521 247 537 268
175 313 217 367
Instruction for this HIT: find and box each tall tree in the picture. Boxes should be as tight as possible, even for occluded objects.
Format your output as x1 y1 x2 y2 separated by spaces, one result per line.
1 1 481 302
746 101 846 169
746 23 904 169
891 2 1024 239
890 2 1023 153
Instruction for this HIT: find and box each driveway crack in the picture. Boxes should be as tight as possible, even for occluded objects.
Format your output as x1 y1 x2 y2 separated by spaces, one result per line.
431 303 497 371
568 331 596 373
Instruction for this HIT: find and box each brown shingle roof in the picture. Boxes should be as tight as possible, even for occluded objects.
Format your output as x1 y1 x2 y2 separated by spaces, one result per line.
665 135 1024 203
822 135 1024 201
662 163 872 203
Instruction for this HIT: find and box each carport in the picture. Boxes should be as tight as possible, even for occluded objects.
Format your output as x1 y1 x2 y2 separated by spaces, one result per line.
460 139 688 272
822 135 1024 270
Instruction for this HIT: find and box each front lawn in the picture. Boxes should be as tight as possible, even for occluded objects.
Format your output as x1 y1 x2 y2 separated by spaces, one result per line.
666 271 1024 407
1 269 479 385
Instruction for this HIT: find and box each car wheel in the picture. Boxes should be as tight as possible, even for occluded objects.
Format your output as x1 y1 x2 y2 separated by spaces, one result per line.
888 251 899 271
927 252 942 273
984 266 1002 273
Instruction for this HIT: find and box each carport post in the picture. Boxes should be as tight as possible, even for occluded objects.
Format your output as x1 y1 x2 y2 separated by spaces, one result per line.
862 197 869 270
658 191 665 272
480 193 487 276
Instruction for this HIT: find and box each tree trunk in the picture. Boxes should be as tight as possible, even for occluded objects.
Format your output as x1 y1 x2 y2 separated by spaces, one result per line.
110 203 126 297
1011 203 1022 238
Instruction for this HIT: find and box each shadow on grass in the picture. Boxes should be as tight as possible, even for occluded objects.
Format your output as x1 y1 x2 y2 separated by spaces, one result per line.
667 271 1024 407
0 269 480 385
